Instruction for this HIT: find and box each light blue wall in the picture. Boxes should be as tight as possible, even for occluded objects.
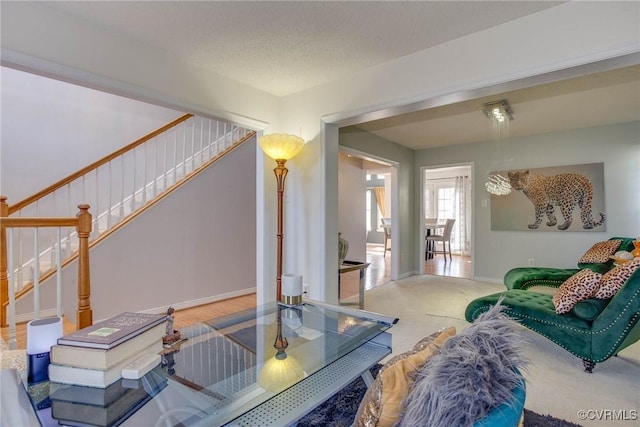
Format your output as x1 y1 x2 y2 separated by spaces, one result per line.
415 122 640 281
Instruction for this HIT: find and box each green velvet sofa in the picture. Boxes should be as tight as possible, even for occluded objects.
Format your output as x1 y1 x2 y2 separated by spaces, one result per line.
504 237 636 290
465 267 640 373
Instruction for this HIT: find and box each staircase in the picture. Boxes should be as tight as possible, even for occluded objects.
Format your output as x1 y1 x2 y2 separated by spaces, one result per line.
1 113 255 345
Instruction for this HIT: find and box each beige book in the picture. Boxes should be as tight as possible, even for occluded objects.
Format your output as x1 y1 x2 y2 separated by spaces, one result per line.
48 342 162 388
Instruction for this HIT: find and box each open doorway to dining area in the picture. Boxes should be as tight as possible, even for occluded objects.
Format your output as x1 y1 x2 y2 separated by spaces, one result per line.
364 167 393 289
338 151 394 304
423 165 473 279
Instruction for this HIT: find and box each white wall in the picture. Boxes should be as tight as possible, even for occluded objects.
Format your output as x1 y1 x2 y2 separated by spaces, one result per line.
338 153 366 263
86 138 257 320
3 1 639 301
0 2 279 130
0 67 183 201
415 122 640 281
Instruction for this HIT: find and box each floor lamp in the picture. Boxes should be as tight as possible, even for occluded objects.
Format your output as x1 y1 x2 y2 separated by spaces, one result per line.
259 133 305 302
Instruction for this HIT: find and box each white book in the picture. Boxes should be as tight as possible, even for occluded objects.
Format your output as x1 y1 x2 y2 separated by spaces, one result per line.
48 343 162 388
51 323 164 370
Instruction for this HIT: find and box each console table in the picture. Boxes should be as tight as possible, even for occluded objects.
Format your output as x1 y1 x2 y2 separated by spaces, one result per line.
20 300 396 426
339 260 370 309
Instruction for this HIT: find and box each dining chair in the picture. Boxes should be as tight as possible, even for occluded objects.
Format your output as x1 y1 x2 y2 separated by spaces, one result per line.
424 218 439 259
426 218 455 262
381 218 391 258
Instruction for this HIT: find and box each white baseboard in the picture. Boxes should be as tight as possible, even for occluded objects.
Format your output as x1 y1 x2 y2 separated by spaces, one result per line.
398 271 416 280
15 308 59 324
139 287 257 316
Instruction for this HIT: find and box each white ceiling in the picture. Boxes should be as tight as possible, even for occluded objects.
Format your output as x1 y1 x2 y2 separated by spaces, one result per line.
353 64 640 149
42 1 639 150
44 1 563 97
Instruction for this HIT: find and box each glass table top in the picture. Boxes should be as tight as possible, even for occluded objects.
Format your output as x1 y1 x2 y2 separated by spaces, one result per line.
28 300 397 426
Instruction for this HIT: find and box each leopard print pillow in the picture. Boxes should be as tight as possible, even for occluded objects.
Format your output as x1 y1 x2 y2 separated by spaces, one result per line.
594 258 640 299
578 240 622 264
552 269 602 314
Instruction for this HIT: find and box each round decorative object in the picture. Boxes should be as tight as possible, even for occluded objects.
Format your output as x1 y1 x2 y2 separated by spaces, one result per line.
611 250 634 265
338 233 349 266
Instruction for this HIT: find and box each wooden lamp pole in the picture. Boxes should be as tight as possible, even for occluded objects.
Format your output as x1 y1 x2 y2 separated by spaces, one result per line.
274 159 288 302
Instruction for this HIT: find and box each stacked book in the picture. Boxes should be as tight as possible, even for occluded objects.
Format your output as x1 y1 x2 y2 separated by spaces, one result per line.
49 312 166 388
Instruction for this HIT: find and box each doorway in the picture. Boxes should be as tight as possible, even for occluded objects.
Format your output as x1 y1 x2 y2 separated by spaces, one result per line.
364 163 392 289
421 164 473 279
338 150 395 298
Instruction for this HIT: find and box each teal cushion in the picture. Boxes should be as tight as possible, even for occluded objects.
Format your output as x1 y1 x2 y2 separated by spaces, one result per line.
576 262 613 274
571 298 610 321
612 237 636 253
474 381 525 427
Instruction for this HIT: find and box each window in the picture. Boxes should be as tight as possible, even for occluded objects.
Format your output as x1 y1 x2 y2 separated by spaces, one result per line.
436 185 455 220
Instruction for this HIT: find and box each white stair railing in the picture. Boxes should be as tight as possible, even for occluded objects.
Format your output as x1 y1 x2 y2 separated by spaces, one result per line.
4 114 254 305
1 203 93 342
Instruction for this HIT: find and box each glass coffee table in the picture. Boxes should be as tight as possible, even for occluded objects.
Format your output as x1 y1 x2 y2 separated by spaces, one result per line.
27 300 397 426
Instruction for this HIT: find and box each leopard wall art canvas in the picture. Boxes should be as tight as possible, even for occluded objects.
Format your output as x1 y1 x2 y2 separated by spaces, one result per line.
490 163 606 232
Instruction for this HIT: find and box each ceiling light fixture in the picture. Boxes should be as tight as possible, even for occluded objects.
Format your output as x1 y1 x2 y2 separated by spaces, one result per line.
483 99 514 196
485 173 512 196
482 99 513 123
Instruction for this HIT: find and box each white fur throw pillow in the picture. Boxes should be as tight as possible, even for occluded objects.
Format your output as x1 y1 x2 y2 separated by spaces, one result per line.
397 302 528 427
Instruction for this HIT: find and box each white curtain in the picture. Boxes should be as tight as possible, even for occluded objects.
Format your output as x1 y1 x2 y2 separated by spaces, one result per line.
452 176 470 255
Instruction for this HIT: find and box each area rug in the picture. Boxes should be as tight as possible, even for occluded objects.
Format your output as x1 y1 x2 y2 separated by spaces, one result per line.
297 365 582 427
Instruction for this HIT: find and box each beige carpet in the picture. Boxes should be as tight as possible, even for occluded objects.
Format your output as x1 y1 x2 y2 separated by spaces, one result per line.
341 275 640 427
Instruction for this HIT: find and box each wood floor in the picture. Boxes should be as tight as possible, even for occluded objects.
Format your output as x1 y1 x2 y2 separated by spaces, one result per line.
425 253 472 278
172 294 256 330
1 294 257 350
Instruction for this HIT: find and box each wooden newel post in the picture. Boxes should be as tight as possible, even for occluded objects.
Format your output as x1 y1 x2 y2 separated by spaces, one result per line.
0 196 8 327
76 204 93 329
